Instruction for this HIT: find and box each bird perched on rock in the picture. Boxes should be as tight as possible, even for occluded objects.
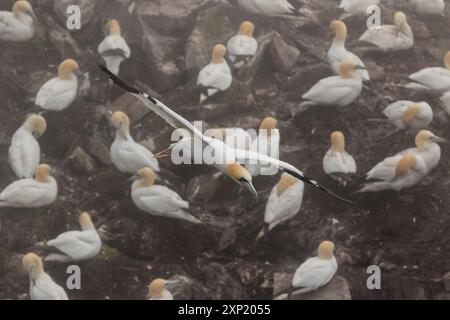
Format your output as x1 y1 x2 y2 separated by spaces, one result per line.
382 101 433 130
328 20 369 81
9 114 46 179
227 21 258 68
197 44 232 103
44 212 102 263
98 19 130 76
322 131 356 186
22 253 68 300
338 0 380 20
131 167 202 224
148 278 174 300
110 111 160 175
359 12 414 52
0 164 57 208
35 59 81 112
0 0 35 42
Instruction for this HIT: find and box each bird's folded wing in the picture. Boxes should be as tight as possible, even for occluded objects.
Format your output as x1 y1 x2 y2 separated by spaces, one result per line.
48 231 93 259
35 278 62 300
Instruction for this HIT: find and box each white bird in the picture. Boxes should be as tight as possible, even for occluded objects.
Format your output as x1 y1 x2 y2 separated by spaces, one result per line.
439 91 450 115
234 0 296 15
227 21 258 68
22 253 68 300
100 64 355 203
0 164 57 208
327 20 370 81
256 173 304 240
411 130 446 174
35 59 80 112
409 0 445 16
299 59 365 109
0 1 35 42
98 19 130 76
322 131 356 186
45 212 102 263
197 44 232 103
110 111 160 174
405 51 450 93
359 12 414 52
9 114 46 179
131 167 202 224
205 127 253 151
339 0 380 19
148 278 174 300
246 117 280 176
382 101 433 130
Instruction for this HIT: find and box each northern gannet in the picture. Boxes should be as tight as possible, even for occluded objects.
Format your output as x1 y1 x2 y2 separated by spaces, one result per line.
35 59 80 112
359 12 414 52
233 0 296 15
9 114 46 179
322 131 356 186
197 44 232 103
382 101 433 130
0 1 35 42
227 21 258 68
409 0 445 16
339 0 380 19
45 212 102 262
98 19 130 76
327 20 370 81
22 253 68 300
148 278 174 300
99 64 356 203
247 117 280 176
440 91 450 115
406 51 450 93
131 167 202 224
110 111 160 174
256 173 304 240
299 59 365 109
0 164 57 208
411 130 446 173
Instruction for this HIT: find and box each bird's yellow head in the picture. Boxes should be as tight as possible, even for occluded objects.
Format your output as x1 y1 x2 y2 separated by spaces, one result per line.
260 117 278 136
330 131 345 152
239 21 255 37
106 19 121 36
318 241 335 259
401 104 420 124
394 12 407 27
137 167 156 187
277 173 297 195
226 162 257 196
25 114 47 138
444 51 450 69
79 212 95 230
22 253 43 274
415 130 447 150
330 20 347 41
58 59 80 80
35 164 51 183
13 1 33 17
211 44 227 64
395 152 416 175
111 111 130 132
148 278 168 299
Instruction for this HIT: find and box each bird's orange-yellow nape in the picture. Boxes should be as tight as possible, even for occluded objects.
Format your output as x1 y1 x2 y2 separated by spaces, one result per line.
318 241 335 259
25 114 47 136
13 1 33 17
329 20 347 41
35 164 52 183
58 59 80 80
401 104 420 124
339 59 359 78
106 19 121 36
238 21 255 37
277 173 297 195
79 212 95 230
395 152 416 175
394 11 407 26
330 131 346 152
260 117 278 136
22 253 44 275
211 44 227 64
148 278 168 299
226 161 252 181
111 111 130 130
137 167 156 187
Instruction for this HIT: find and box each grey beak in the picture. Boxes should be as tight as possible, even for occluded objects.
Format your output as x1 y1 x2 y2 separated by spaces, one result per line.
74 69 83 77
355 65 367 70
239 179 258 197
128 174 139 182
432 136 449 144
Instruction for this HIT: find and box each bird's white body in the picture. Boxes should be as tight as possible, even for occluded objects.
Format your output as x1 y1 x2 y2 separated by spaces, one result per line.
132 183 200 224
110 132 160 174
29 272 68 300
227 34 258 62
236 0 295 15
8 126 40 178
411 144 441 174
339 0 380 17
328 38 369 81
35 75 78 111
197 61 232 96
382 101 433 130
408 68 450 93
246 130 280 176
0 177 57 208
292 256 337 292
148 290 173 300
410 0 445 15
359 23 413 52
322 149 356 176
0 10 33 42
98 34 131 76
264 179 304 231
440 92 450 115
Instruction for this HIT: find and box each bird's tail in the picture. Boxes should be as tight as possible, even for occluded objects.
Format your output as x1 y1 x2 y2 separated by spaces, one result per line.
182 211 202 225
44 253 72 263
355 181 390 194
254 224 269 245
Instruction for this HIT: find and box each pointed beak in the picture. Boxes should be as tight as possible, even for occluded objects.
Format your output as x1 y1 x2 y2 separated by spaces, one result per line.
128 174 139 182
239 179 258 197
354 65 367 70
32 132 41 139
74 69 83 77
432 136 449 144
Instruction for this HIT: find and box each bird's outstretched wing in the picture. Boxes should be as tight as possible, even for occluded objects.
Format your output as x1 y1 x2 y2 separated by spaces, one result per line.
235 149 356 204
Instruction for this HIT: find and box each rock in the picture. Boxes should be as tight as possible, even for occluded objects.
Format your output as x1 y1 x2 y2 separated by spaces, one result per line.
368 65 386 81
269 33 300 74
186 172 222 202
185 4 235 75
42 16 83 59
411 20 430 39
443 272 450 292
435 292 450 300
54 0 96 28
153 61 181 91
273 272 292 296
87 135 112 165
68 146 96 173
110 93 151 124
167 275 199 300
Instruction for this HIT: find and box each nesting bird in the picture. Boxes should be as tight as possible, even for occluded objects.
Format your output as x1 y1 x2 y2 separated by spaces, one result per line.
227 21 258 68
299 59 365 109
197 44 232 103
45 212 102 263
22 253 68 300
409 0 445 16
359 12 414 52
233 0 296 15
382 101 433 130
9 114 46 179
148 278 173 300
98 19 130 76
0 164 57 208
256 173 304 240
440 91 450 116
0 1 35 42
406 51 450 93
35 59 80 112
338 0 380 19
131 167 201 224
110 111 160 175
322 131 356 186
328 20 369 81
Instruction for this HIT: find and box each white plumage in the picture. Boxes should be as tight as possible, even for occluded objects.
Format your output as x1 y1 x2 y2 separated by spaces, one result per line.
227 21 258 67
382 101 433 130
236 0 295 15
407 51 450 93
440 91 450 115
409 0 445 16
98 19 130 76
148 279 174 300
322 131 356 185
339 0 380 19
0 1 35 42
